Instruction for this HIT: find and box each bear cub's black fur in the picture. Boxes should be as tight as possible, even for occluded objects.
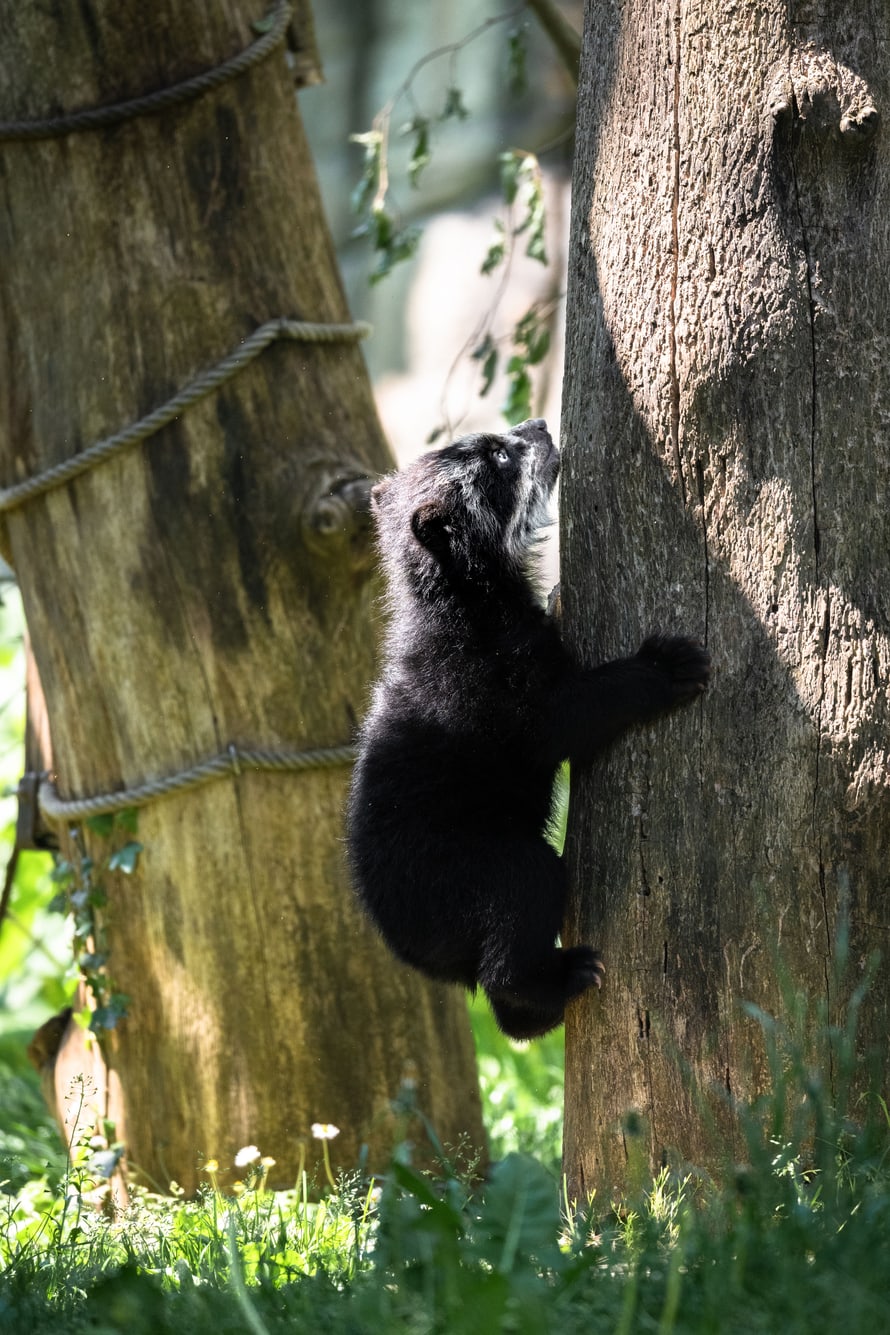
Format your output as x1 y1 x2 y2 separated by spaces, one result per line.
347 419 710 1040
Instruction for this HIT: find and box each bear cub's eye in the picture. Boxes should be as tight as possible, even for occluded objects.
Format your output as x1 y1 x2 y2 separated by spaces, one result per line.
492 446 510 466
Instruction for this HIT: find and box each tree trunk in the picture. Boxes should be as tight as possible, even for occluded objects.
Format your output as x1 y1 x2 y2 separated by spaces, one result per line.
561 0 890 1201
0 1 484 1194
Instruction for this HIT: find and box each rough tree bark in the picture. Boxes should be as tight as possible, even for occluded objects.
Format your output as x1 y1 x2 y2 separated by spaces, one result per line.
0 1 484 1193
561 0 889 1199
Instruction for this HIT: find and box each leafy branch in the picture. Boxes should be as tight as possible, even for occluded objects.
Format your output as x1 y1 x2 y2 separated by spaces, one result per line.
350 4 576 428
430 151 561 437
49 811 142 1038
350 4 528 284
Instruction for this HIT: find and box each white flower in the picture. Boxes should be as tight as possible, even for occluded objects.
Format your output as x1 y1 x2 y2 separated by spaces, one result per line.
311 1122 340 1141
234 1144 261 1167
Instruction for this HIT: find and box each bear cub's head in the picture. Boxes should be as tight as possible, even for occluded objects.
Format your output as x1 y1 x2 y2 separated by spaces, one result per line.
371 418 559 596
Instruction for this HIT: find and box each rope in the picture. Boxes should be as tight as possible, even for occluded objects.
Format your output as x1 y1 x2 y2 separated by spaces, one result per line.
0 2 293 142
38 742 357 824
0 317 371 515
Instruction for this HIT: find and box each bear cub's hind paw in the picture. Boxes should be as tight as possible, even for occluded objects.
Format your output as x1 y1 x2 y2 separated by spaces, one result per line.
563 945 605 998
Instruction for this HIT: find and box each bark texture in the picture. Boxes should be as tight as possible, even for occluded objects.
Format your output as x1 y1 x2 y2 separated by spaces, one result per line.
0 1 484 1193
561 0 889 1200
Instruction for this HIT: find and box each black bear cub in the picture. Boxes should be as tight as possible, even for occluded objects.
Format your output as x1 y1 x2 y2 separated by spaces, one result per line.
347 418 709 1040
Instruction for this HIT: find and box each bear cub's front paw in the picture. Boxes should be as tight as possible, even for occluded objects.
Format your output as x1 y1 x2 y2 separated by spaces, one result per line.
637 634 711 706
562 945 605 999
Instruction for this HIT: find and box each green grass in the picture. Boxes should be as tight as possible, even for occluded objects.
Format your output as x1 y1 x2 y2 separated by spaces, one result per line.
2 990 889 1334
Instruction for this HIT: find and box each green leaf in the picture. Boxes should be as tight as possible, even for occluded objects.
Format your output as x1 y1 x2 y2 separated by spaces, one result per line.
506 27 529 96
404 116 431 188
79 951 107 972
108 841 143 875
526 225 548 265
90 992 130 1034
513 308 551 365
441 85 470 121
481 348 498 396
115 808 140 836
472 337 499 398
371 206 393 249
499 150 523 205
526 327 551 365
502 366 532 425
251 12 277 35
474 1153 562 1273
86 813 115 838
349 131 383 216
369 220 422 284
481 242 505 275
481 220 506 276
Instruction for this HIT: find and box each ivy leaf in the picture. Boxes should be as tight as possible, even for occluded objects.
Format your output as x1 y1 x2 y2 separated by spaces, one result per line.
115 809 140 836
89 1143 125 1179
86 814 115 838
90 993 130 1034
80 951 107 972
108 841 143 875
251 12 277 35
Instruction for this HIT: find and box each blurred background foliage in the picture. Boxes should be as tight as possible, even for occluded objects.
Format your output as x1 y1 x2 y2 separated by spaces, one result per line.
0 585 73 1189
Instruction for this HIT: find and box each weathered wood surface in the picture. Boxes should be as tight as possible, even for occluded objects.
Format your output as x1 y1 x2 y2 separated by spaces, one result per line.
561 0 889 1200
0 1 484 1193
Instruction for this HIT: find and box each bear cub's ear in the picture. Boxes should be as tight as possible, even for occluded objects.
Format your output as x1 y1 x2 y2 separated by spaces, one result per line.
411 502 454 562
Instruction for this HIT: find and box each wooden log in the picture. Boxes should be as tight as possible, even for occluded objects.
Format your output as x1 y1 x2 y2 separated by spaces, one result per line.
0 0 484 1193
561 0 890 1199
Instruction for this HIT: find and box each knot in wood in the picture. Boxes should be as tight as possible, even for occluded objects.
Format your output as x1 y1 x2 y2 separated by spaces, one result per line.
766 46 879 149
303 474 376 568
